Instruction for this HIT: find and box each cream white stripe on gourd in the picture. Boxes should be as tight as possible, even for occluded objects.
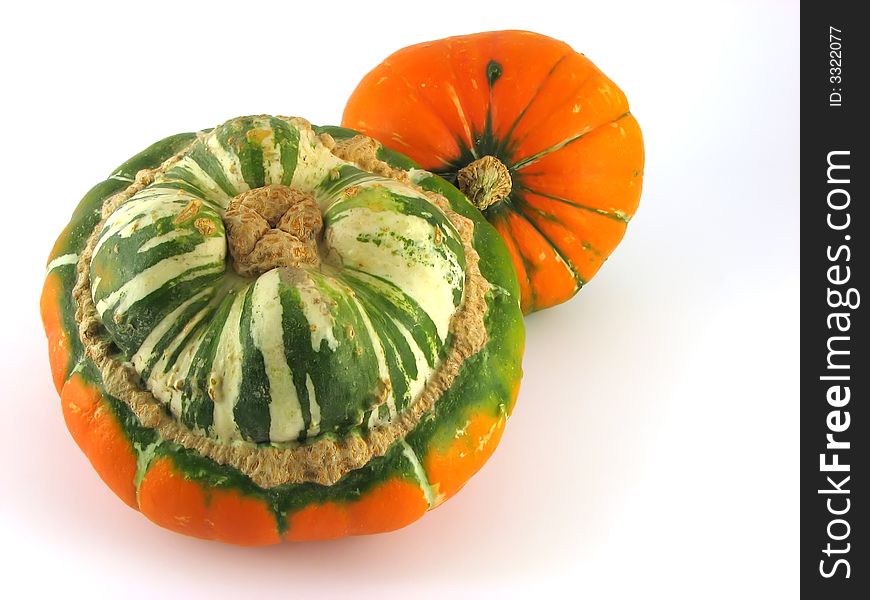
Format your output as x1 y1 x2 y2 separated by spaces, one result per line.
259 127 285 185
356 295 393 429
210 292 245 440
250 270 306 442
400 440 437 508
305 374 321 437
46 253 78 274
357 176 431 200
205 133 248 194
131 288 212 373
94 237 224 318
137 229 195 253
148 303 215 418
295 274 339 352
92 189 186 257
396 321 430 404
446 83 476 159
167 155 229 206
291 128 345 203
326 207 461 341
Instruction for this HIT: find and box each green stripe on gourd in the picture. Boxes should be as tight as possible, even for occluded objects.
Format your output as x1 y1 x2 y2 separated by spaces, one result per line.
88 116 467 445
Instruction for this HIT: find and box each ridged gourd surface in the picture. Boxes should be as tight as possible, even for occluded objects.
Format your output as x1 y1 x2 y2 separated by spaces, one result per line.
89 116 467 444
41 115 524 543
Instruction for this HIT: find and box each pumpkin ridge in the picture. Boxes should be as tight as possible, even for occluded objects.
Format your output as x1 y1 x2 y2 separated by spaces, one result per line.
494 52 572 158
351 65 458 167
514 183 633 223
444 40 481 158
513 195 610 282
512 110 632 171
504 59 605 152
509 206 585 287
521 200 607 259
499 211 578 310
392 70 467 166
489 214 535 309
140 289 218 382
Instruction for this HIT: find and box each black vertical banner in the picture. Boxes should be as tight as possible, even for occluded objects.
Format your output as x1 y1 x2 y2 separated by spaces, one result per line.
802 4 868 597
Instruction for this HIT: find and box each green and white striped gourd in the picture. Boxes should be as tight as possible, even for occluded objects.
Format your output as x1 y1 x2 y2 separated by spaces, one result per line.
41 115 524 543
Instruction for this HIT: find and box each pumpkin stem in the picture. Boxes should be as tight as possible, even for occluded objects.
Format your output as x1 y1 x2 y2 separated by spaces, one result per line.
223 184 322 277
457 155 512 211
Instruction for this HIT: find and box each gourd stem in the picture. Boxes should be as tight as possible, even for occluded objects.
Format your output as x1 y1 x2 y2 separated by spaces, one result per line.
457 155 512 211
223 184 322 277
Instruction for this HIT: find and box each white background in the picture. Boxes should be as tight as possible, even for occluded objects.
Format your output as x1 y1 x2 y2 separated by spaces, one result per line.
0 1 799 597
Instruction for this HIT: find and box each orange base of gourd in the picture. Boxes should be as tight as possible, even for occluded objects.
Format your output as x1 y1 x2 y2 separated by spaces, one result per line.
45 270 518 545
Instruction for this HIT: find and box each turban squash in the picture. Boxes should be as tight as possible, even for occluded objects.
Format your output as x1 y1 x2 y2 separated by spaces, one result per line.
41 115 524 545
343 30 645 313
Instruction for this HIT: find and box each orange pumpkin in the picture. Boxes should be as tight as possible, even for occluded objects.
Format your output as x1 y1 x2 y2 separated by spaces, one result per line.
343 30 645 313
